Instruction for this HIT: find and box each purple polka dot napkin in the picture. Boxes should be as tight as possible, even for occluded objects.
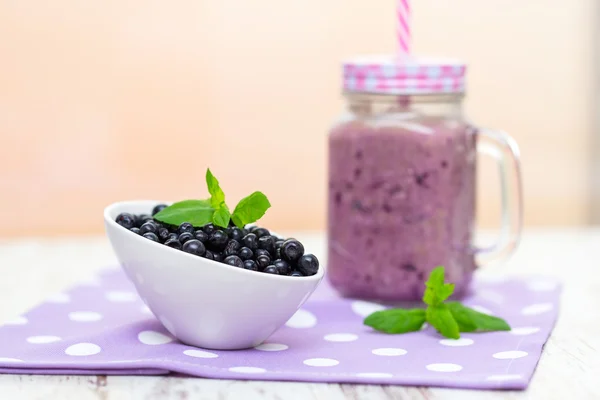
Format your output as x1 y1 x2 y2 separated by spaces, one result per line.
0 269 560 390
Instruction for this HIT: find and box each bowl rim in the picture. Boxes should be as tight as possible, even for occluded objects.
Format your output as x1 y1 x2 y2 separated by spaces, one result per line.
104 200 325 283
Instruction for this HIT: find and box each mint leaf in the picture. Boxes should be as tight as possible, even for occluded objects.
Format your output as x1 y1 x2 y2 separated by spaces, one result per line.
231 191 271 228
359 265 511 339
426 304 460 339
364 308 426 334
445 302 478 332
212 205 231 228
206 169 225 209
426 266 445 288
423 266 454 306
447 302 511 332
153 199 214 227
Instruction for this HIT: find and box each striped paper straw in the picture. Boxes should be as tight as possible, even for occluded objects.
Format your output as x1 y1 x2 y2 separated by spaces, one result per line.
397 0 411 54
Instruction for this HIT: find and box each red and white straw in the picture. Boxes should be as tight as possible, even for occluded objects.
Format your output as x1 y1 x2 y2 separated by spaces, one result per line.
397 0 411 54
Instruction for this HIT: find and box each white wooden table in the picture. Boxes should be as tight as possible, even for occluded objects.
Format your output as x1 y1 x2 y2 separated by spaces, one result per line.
0 229 598 399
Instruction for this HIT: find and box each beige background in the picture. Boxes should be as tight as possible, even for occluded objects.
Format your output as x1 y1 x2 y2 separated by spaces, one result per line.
0 0 596 237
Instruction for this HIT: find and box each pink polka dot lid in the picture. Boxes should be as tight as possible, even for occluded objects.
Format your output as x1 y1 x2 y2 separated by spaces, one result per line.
0 268 560 389
343 55 467 95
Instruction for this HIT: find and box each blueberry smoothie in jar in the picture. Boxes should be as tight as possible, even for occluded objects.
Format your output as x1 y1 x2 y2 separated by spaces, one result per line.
327 56 522 301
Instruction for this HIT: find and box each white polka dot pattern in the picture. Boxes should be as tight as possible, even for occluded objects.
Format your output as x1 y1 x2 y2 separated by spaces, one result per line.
254 343 289 351
27 336 61 344
510 327 540 336
356 372 393 378
68 312 103 322
138 331 172 345
493 351 528 360
351 301 386 317
0 269 559 390
521 303 553 315
105 291 137 302
323 333 358 342
439 338 474 347
372 348 407 356
470 305 494 315
303 358 340 367
65 343 101 356
426 363 463 372
183 349 219 359
228 366 266 374
285 309 317 328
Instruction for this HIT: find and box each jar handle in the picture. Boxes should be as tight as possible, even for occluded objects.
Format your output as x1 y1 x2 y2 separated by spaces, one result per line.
474 128 523 266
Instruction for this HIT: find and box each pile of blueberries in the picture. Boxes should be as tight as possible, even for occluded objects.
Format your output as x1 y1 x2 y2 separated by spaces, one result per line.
114 204 319 277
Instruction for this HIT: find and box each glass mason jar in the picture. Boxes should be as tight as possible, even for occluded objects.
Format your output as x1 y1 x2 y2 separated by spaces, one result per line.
327 57 522 301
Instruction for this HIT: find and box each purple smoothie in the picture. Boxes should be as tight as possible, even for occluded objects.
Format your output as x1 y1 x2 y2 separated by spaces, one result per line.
327 117 477 301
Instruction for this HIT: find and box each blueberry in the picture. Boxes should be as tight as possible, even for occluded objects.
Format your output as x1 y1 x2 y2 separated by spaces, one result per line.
296 254 319 276
152 204 168 216
290 271 303 277
243 259 258 271
224 255 243 268
253 227 270 238
238 247 254 261
130 227 140 235
135 214 152 227
241 233 258 250
204 250 214 260
275 240 285 250
116 213 136 229
263 265 279 275
157 227 170 242
213 252 223 262
167 232 178 241
142 232 159 242
258 235 276 256
182 239 206 256
256 254 271 270
178 232 194 244
273 259 291 275
223 239 241 256
208 230 228 251
280 239 304 263
140 221 158 235
153 221 163 230
177 222 194 235
202 223 216 235
275 247 282 259
255 249 271 258
227 227 245 242
194 230 209 243
164 239 182 250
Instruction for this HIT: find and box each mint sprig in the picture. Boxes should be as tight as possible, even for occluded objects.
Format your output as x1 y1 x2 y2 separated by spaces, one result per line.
154 168 271 229
231 192 271 228
363 309 426 334
151 199 214 227
363 266 511 339
206 169 225 209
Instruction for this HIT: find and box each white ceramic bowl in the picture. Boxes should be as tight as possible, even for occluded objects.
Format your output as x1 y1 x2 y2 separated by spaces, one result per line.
104 200 324 350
